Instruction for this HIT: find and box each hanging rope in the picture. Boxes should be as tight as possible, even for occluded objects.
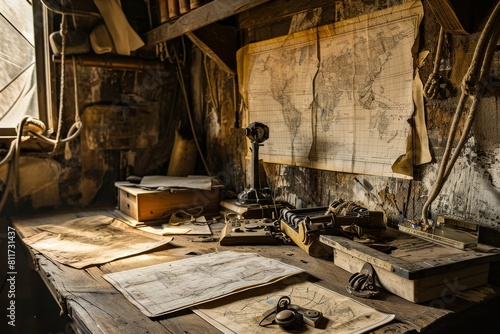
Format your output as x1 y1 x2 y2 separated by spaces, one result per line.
0 117 31 211
421 1 500 225
1 8 84 213
423 27 446 99
51 14 67 154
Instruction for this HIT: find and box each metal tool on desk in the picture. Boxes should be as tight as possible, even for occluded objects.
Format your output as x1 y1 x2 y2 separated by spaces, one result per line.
259 296 323 330
235 122 273 205
219 213 282 245
220 122 289 219
346 262 380 298
280 199 386 257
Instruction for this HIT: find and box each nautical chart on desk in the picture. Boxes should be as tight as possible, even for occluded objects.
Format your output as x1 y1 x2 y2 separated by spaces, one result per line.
193 275 395 334
238 1 423 179
103 251 304 317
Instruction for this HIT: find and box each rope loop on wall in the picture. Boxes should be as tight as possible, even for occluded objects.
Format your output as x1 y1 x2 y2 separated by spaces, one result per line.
423 27 446 100
421 1 500 225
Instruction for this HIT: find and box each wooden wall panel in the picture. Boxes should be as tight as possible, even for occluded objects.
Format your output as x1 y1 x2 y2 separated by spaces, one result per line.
200 0 500 232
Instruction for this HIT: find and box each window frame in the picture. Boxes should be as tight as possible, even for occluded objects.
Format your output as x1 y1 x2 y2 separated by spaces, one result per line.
0 0 53 142
34 0 55 133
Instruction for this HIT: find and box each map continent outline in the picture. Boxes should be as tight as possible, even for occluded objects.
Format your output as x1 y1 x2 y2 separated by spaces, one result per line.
240 2 424 179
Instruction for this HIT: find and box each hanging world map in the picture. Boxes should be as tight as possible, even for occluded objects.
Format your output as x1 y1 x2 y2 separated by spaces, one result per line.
238 1 424 178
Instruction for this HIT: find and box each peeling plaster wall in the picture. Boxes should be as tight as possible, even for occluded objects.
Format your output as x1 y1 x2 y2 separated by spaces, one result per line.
200 0 500 231
11 0 498 233
43 60 180 207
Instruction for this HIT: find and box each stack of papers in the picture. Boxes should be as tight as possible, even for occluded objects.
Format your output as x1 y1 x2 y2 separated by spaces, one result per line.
114 210 212 236
139 217 212 236
139 175 214 191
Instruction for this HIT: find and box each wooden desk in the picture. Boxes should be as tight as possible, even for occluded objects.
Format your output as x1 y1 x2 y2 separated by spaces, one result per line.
11 208 500 334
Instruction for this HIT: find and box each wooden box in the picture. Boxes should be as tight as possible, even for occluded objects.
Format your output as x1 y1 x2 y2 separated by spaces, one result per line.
115 181 222 222
320 229 500 303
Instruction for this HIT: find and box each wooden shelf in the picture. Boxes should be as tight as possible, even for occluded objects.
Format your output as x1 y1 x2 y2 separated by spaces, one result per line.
143 0 271 47
142 0 335 73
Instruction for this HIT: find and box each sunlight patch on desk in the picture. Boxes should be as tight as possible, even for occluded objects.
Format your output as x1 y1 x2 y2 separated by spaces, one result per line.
21 215 173 268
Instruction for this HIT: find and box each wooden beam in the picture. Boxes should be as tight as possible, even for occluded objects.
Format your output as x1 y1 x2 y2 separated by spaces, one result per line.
143 0 270 47
39 0 101 18
186 23 237 74
52 55 167 72
238 0 334 29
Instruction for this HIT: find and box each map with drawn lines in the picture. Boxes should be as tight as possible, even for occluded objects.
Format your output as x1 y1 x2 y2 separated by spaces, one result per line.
194 276 395 334
239 2 423 178
102 251 304 317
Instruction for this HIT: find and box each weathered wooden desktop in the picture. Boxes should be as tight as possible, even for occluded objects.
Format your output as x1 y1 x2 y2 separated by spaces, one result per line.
11 208 500 334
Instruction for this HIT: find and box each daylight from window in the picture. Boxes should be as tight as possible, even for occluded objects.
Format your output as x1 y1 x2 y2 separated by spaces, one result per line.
0 1 38 128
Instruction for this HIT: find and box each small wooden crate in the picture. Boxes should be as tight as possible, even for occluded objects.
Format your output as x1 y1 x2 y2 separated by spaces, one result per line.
320 229 500 303
115 181 222 222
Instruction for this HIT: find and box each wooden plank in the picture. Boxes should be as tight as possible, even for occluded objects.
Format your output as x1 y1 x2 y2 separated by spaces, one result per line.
238 0 334 29
11 208 499 333
115 181 222 221
371 322 419 334
51 54 167 71
144 0 271 46
334 248 490 303
186 23 237 74
320 230 500 279
425 0 496 34
35 256 178 334
12 210 226 333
